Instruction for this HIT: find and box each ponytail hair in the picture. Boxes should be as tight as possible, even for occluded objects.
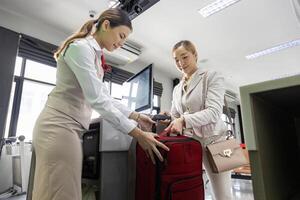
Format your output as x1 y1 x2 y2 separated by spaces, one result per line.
54 8 132 60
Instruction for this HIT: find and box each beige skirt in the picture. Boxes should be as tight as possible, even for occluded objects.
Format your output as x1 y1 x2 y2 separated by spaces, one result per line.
32 106 85 200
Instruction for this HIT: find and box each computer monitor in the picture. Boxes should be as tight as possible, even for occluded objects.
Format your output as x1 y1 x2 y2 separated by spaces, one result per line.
122 64 153 112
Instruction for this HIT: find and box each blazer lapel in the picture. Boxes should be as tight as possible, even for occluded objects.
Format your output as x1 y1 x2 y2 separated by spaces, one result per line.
186 69 206 96
175 81 184 114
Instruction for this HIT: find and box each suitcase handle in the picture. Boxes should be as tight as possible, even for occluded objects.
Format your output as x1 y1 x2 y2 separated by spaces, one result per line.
152 114 171 133
152 114 171 121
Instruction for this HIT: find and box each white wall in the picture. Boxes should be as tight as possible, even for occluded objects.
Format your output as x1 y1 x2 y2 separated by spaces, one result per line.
0 8 67 45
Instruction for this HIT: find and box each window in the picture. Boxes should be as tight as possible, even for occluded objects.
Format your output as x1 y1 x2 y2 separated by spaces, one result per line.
14 56 22 76
91 82 162 119
111 83 123 99
16 80 54 139
153 95 159 107
4 56 23 138
24 60 56 84
152 95 161 114
5 56 56 141
7 56 163 138
4 82 16 138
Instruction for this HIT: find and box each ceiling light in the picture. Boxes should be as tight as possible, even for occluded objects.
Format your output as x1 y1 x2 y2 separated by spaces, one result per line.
246 39 300 59
198 0 241 18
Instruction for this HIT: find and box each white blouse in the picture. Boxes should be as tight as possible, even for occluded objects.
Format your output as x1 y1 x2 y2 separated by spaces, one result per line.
48 36 136 134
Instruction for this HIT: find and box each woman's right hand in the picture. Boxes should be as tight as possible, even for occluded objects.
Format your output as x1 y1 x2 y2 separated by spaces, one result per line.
164 117 185 135
158 111 172 126
159 111 171 116
129 128 169 164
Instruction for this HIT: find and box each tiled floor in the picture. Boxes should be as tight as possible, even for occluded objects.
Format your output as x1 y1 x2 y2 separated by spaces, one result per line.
5 178 254 200
205 178 254 200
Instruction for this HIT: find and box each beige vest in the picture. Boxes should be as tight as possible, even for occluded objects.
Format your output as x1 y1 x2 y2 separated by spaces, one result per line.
46 55 92 130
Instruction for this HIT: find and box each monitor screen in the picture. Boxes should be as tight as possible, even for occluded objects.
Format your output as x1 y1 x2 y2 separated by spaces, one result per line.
122 65 153 112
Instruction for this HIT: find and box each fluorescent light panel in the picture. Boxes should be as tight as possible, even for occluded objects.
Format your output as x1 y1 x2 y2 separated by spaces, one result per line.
246 39 300 59
198 0 241 18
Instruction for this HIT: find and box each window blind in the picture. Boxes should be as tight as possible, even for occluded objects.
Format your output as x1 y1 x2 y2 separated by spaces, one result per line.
18 34 57 67
18 34 164 96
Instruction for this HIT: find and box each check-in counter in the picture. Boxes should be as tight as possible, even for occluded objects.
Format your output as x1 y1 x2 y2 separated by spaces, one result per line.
82 118 136 200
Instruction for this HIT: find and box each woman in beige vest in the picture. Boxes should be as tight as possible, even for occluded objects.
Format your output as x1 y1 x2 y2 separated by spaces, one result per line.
32 8 169 200
164 40 232 200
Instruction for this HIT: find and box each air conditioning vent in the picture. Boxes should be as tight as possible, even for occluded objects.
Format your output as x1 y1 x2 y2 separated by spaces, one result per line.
103 40 142 66
225 90 238 101
120 41 141 56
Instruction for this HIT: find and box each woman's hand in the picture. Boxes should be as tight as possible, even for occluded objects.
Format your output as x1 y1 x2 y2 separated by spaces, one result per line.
138 114 156 132
164 117 185 135
129 112 155 131
158 111 172 126
129 128 169 164
159 111 171 116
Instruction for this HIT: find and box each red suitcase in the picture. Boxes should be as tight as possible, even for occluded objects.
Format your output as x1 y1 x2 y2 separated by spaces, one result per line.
135 132 204 200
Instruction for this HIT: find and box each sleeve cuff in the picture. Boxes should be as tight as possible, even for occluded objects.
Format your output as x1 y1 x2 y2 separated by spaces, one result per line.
183 114 193 129
123 109 132 118
120 118 137 134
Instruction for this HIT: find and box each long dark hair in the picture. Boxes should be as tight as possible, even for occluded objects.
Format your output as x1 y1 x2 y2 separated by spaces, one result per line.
54 8 132 60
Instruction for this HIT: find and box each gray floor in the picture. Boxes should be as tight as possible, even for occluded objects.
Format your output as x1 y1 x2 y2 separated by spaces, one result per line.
4 178 254 200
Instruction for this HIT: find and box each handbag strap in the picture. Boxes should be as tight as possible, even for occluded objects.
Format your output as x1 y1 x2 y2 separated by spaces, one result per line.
224 96 235 138
201 71 208 110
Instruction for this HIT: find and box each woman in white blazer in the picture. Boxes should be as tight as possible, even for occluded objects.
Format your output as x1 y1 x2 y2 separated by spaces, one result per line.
165 40 232 200
32 8 169 200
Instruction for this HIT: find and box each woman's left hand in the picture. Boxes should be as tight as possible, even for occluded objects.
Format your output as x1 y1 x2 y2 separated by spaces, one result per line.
138 114 156 131
164 117 185 135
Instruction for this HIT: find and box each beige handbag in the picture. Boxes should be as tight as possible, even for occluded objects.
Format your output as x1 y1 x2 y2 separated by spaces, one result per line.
206 135 249 173
201 72 248 173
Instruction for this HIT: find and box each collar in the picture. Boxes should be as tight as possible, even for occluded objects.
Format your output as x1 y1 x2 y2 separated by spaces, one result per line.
196 68 206 76
86 35 102 53
182 68 205 81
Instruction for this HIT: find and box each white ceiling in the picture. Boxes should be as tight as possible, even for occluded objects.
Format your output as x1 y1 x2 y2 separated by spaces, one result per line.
0 0 300 90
